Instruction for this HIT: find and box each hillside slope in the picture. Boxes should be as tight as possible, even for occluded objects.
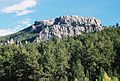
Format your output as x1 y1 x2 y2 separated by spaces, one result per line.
0 27 120 81
0 15 103 44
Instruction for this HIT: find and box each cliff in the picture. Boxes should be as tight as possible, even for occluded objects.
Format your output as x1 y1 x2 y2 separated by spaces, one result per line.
0 15 103 44
33 15 103 41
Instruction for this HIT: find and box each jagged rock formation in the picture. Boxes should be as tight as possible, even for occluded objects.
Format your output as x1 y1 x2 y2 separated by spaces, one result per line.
33 15 103 41
0 15 103 44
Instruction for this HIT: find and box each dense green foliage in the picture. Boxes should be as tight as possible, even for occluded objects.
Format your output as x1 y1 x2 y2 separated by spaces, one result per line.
0 27 120 81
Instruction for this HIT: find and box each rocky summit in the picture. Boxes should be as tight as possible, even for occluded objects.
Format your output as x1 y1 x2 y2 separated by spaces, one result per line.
33 15 103 42
0 15 103 44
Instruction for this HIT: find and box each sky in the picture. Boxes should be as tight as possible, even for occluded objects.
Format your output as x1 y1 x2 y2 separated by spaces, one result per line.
0 0 120 36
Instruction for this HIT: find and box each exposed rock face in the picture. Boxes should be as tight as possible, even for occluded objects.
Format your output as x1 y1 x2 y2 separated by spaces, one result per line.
33 15 103 41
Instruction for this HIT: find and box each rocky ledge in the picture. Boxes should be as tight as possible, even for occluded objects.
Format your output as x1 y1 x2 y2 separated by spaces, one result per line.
33 15 103 42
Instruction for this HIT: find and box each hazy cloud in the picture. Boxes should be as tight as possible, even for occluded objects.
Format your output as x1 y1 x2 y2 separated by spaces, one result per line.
1 0 37 16
16 10 33 16
0 18 32 36
0 29 15 36
19 18 32 27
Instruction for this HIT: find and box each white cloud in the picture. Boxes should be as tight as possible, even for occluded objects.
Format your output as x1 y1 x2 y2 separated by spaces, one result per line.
13 18 32 31
1 0 37 16
19 18 32 27
0 18 32 36
16 10 33 16
0 29 15 36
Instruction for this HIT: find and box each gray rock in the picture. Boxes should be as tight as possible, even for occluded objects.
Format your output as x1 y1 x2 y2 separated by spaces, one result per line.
33 15 103 41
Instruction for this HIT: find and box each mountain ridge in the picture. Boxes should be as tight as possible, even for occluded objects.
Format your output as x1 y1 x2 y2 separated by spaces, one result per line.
0 15 103 44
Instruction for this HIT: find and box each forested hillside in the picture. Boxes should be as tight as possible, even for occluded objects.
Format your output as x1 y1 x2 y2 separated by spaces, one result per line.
0 27 120 81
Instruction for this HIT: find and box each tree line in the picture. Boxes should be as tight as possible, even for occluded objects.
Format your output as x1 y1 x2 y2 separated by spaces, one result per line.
0 27 120 81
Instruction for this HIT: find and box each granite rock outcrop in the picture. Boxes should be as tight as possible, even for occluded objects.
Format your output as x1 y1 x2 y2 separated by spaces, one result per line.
33 15 103 41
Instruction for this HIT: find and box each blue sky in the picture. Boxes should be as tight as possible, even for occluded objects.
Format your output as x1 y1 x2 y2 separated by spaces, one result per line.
0 0 120 36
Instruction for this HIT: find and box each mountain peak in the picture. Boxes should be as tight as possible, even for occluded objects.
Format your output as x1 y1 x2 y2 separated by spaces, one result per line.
0 15 103 44
54 15 101 27
34 15 102 27
33 15 103 41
